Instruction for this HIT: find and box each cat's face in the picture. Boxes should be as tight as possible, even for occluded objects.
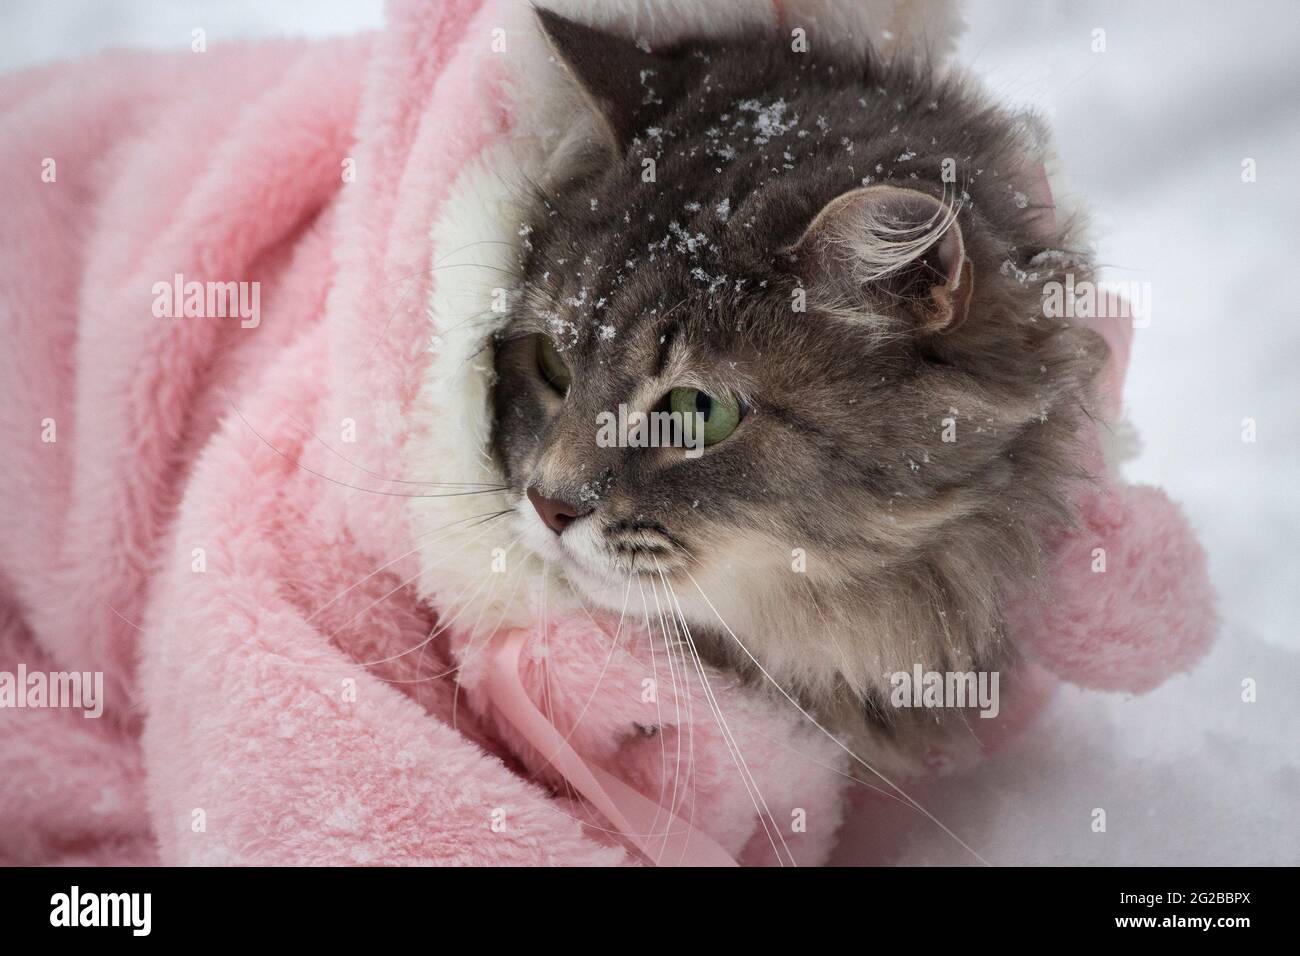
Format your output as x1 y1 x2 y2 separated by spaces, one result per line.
489 180 1064 679
491 259 946 614
487 11 1105 731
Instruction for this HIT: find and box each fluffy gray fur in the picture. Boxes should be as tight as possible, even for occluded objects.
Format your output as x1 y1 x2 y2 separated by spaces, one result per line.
489 10 1107 779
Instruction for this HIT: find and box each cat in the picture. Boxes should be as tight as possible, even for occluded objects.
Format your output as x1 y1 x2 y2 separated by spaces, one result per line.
489 9 1107 780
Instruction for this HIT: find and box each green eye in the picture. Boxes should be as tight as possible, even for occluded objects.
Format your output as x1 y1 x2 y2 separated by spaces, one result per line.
536 336 572 394
670 387 742 447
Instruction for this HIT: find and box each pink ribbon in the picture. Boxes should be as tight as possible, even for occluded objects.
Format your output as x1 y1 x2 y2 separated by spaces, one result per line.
485 628 738 867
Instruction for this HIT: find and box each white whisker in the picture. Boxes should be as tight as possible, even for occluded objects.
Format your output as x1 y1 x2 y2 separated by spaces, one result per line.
550 575 634 752
646 572 698 864
637 575 680 863
683 567 992 867
360 534 521 670
324 515 508 642
304 509 510 625
658 563 793 867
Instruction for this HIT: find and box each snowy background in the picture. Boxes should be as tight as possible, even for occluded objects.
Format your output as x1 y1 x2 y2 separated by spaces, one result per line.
2 1 1294 864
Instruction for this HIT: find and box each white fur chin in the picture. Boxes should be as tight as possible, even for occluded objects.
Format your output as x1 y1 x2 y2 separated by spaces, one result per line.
404 0 964 640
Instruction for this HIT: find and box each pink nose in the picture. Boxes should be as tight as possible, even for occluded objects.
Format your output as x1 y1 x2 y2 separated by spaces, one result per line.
527 487 583 535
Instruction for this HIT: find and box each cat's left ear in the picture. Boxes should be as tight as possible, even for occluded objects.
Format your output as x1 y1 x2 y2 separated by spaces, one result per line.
788 185 974 333
535 8 678 152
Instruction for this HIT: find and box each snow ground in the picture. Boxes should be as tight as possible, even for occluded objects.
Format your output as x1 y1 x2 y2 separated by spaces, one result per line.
2 1 1294 865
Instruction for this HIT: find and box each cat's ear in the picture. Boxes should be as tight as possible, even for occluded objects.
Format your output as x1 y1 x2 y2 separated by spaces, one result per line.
535 8 676 151
789 185 974 333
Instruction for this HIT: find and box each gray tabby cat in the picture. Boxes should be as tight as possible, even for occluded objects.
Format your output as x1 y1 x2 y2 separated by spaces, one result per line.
490 10 1106 779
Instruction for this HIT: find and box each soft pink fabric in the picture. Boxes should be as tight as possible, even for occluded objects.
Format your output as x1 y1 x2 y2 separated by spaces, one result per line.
1004 167 1214 694
0 0 1214 866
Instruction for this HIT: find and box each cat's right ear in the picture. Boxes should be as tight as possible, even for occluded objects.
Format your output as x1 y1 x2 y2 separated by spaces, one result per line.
535 7 677 152
787 185 974 334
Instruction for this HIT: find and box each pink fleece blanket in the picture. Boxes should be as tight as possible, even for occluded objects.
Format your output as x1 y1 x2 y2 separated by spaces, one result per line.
0 0 1214 866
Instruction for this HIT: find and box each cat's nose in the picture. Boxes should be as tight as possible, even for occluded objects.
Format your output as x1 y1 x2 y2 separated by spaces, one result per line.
527 487 587 535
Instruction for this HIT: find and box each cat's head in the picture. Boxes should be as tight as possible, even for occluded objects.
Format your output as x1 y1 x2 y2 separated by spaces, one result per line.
489 11 1106 702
